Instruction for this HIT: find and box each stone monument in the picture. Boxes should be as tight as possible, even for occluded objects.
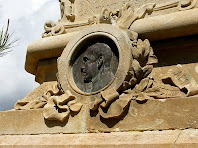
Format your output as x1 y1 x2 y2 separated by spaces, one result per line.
1 0 198 147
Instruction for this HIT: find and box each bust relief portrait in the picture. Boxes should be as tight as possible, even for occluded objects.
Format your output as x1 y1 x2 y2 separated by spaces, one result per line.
72 38 119 93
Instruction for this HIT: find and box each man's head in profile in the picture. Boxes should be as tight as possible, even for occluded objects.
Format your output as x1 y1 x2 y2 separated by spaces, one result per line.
81 42 114 84
73 40 119 93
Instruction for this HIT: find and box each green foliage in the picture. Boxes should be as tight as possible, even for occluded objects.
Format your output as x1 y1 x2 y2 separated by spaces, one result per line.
0 19 18 57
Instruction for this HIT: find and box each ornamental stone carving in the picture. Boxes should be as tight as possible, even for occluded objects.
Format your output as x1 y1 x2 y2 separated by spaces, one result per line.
42 0 198 38
15 1 198 124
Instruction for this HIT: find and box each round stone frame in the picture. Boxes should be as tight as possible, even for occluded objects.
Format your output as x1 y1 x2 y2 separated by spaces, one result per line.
58 24 133 97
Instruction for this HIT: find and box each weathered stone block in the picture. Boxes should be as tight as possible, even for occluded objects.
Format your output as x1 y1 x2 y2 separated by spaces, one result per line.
87 96 198 132
0 107 86 135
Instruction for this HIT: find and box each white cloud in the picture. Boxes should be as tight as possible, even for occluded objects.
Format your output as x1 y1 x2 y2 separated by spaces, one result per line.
0 0 60 111
0 0 56 21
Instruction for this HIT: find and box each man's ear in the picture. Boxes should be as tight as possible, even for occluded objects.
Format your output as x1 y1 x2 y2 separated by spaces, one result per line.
97 56 104 69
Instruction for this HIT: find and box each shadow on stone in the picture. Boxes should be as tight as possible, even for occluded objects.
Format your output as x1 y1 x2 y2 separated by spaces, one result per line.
99 103 130 128
136 99 148 104
90 109 99 117
44 116 69 128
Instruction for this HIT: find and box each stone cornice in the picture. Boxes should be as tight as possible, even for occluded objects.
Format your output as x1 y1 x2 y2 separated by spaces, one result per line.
25 8 198 76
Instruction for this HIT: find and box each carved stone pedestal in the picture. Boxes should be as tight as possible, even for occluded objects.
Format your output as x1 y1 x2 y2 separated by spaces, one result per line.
1 96 198 135
2 0 198 147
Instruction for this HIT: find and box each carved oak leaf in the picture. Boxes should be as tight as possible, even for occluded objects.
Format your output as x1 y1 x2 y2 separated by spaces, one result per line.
43 90 82 122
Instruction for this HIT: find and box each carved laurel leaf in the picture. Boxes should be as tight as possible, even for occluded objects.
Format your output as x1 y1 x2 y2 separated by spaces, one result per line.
121 35 158 91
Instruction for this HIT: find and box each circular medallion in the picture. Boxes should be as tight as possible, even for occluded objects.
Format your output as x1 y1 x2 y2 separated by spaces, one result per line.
58 24 132 96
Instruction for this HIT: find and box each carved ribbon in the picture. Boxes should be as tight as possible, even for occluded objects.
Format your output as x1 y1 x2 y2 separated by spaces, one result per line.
15 82 82 122
43 90 82 122
15 82 60 110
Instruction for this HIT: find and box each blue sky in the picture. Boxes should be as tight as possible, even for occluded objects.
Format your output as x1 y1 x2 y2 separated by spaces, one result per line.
0 0 60 111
